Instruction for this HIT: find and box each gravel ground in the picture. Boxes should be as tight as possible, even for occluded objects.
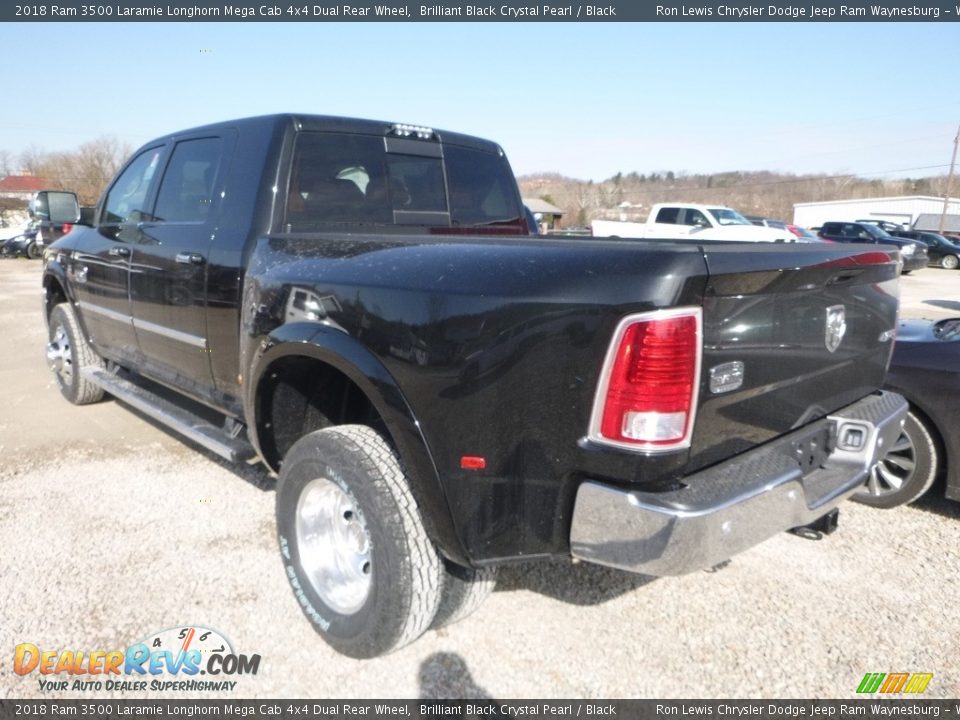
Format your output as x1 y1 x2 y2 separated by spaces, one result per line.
0 259 958 700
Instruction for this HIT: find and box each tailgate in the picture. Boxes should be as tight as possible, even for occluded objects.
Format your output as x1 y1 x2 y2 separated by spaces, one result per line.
687 243 900 473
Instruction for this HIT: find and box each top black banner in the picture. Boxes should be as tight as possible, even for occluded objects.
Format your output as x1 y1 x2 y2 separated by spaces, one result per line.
3 0 958 21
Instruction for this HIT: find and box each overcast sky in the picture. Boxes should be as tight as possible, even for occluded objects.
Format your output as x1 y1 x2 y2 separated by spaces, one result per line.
2 21 959 181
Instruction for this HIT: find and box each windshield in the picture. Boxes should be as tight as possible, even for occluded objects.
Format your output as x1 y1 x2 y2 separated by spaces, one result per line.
862 224 893 239
708 208 752 226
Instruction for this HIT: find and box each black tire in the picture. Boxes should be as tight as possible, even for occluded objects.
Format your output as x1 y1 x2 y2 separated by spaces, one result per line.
430 559 497 629
941 254 959 270
26 242 41 259
854 409 939 509
276 425 441 658
47 303 105 405
900 269 912 275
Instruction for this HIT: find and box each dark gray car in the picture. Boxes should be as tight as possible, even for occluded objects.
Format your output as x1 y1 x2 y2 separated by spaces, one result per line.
891 230 960 270
818 221 928 274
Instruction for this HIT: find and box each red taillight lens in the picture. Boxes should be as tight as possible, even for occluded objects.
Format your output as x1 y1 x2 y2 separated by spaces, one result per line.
592 310 701 450
61 223 73 234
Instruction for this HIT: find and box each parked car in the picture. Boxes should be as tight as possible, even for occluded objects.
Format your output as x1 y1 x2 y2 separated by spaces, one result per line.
0 226 40 259
786 224 823 242
855 318 960 508
745 215 790 231
889 230 960 270
592 204 796 242
817 221 928 274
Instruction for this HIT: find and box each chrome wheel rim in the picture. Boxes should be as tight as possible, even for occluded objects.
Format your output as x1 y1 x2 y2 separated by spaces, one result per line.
295 477 372 615
46 324 73 386
864 430 916 497
943 255 958 270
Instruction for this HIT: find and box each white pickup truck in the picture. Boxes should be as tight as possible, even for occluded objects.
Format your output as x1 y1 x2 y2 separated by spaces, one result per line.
592 203 797 243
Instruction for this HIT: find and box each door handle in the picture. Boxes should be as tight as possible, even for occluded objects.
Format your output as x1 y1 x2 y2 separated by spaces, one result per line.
108 246 131 257
175 252 205 265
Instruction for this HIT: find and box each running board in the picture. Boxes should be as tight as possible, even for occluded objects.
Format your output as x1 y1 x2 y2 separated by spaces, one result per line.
81 368 256 464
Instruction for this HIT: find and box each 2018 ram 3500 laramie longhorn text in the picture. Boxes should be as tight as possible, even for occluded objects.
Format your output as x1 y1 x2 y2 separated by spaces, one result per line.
39 114 907 657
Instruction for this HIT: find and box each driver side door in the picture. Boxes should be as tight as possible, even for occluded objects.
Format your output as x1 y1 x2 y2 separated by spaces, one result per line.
71 145 166 364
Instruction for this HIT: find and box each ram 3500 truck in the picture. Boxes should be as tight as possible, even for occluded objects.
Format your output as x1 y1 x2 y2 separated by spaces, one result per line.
40 114 907 658
592 202 797 243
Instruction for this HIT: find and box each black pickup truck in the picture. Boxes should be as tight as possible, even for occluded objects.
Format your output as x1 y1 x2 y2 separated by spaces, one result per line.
40 114 907 658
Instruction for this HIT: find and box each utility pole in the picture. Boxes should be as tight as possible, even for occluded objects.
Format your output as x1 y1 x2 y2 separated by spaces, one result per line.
939 122 960 235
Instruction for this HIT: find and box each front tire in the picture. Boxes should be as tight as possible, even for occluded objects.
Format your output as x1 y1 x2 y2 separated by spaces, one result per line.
276 425 442 658
26 242 41 259
941 254 959 270
854 409 939 509
46 303 105 405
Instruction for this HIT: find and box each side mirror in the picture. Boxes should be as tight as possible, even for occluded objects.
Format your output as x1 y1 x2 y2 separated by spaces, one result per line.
29 191 80 224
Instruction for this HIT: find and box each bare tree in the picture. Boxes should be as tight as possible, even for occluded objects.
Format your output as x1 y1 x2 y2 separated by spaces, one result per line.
12 136 131 205
0 150 15 177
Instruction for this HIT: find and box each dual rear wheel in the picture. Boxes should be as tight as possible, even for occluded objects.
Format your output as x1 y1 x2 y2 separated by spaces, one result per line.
276 425 495 658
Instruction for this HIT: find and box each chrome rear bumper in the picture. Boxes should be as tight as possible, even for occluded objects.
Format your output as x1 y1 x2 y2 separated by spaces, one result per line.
569 391 908 576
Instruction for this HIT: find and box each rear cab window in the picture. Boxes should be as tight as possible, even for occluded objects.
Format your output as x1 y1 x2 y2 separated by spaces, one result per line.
283 131 524 234
154 137 224 224
654 207 680 224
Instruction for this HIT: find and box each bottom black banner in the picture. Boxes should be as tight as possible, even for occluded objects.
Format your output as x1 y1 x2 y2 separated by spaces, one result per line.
0 700 956 720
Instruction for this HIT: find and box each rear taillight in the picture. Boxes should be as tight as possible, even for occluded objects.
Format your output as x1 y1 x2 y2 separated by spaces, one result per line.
61 223 73 234
589 308 702 452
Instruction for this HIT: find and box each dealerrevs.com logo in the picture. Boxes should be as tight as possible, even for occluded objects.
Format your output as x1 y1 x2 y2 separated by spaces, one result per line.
14 626 261 693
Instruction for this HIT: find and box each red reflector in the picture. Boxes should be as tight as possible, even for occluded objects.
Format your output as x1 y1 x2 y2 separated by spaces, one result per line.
460 456 487 470
61 223 73 234
815 251 894 268
593 310 701 450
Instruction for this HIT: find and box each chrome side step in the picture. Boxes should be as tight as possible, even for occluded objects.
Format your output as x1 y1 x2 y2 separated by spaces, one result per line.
81 368 256 464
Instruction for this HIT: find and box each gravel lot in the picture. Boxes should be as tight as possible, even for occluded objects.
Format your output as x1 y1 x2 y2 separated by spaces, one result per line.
1 259 958 700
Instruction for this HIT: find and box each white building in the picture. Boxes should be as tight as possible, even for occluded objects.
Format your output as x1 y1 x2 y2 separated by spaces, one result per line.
793 195 960 230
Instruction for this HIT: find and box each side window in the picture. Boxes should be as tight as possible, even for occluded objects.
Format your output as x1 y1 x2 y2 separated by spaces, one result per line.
102 148 163 224
684 209 708 227
655 207 680 224
154 138 223 223
841 224 862 239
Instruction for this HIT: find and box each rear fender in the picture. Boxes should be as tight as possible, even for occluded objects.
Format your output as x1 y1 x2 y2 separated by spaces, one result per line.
246 322 468 565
